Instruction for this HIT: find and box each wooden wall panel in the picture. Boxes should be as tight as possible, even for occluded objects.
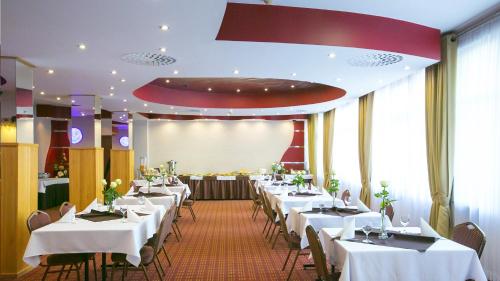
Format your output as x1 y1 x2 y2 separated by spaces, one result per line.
0 144 38 277
69 148 103 211
110 150 134 195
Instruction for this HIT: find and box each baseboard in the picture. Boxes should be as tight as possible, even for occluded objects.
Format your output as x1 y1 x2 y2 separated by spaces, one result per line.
0 266 34 280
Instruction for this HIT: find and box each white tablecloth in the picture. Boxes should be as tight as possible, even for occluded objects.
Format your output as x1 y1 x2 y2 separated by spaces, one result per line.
265 190 335 215
216 176 236 180
24 204 165 267
38 178 70 193
288 208 393 248
126 185 190 206
318 227 487 281
116 194 176 210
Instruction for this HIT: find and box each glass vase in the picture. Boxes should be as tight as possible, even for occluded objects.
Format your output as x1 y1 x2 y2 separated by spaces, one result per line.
105 200 114 213
333 192 338 209
379 209 389 240
147 181 151 193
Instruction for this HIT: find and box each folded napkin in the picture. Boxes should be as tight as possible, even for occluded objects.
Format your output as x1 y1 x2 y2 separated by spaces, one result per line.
59 206 76 223
340 217 356 240
357 200 371 212
163 188 174 196
83 199 98 213
143 198 156 212
420 218 441 239
127 210 141 223
334 198 346 208
301 201 313 212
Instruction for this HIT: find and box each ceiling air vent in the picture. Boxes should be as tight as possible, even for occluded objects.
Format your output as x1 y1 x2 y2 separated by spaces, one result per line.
348 53 403 67
120 52 176 66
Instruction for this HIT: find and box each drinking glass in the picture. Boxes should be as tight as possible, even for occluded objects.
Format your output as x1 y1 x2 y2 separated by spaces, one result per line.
345 196 352 206
362 223 373 243
120 206 127 223
319 203 325 214
97 198 103 208
400 214 410 233
138 196 145 205
291 190 297 197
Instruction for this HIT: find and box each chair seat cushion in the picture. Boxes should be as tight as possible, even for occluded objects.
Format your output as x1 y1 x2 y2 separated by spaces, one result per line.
112 246 155 265
46 253 86 265
183 199 194 206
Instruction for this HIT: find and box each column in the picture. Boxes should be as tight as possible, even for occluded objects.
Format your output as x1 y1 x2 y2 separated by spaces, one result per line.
110 112 134 194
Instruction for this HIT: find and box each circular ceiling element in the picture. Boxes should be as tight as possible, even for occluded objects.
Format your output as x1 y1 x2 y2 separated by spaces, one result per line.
348 53 403 67
134 77 346 109
120 52 176 66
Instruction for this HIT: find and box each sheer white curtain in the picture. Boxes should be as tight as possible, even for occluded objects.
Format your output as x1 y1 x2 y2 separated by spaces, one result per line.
331 100 362 202
454 15 500 280
371 70 431 226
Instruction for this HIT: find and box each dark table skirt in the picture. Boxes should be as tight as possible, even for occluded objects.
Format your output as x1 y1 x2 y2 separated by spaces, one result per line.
179 176 252 200
38 183 69 210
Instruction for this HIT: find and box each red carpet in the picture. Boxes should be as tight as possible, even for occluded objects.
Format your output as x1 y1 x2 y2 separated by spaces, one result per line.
13 201 317 280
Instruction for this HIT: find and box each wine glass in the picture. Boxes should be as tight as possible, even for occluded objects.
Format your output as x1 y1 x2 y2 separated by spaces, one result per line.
291 190 297 197
119 206 127 223
362 223 373 243
138 196 145 205
400 214 410 233
319 203 325 214
345 195 352 207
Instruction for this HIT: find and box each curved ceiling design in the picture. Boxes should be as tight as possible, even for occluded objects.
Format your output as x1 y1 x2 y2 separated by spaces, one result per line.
216 3 441 60
134 78 346 109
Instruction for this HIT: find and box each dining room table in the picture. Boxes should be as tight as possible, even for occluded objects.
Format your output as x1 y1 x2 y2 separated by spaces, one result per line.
317 227 487 281
23 203 166 281
130 180 191 206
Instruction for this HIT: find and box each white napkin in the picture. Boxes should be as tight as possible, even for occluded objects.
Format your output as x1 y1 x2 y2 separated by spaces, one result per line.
357 200 371 212
59 206 76 223
127 210 141 223
334 198 346 208
82 199 98 213
301 201 313 212
164 188 174 196
340 217 356 240
420 218 441 238
143 198 156 212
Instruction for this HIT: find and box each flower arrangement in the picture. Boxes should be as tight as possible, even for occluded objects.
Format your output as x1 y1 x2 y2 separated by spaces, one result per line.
143 168 158 193
326 171 340 196
271 162 286 174
291 170 306 188
102 179 123 212
53 152 68 178
374 180 396 239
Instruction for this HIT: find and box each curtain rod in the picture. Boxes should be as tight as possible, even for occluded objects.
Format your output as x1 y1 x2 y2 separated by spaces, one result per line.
456 6 500 37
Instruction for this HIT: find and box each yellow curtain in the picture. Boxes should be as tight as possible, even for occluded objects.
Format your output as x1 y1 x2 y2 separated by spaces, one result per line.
307 114 318 184
323 110 335 188
425 34 457 237
358 93 374 206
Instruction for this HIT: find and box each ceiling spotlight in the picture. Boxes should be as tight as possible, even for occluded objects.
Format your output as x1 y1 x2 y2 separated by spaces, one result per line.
208 88 212 92
226 113 230 116
56 97 61 101
236 89 241 93
144 103 148 107
204 108 208 112
328 52 336 59
124 108 128 111
81 113 85 116
169 106 174 110
71 99 75 103
78 43 86 50
292 73 297 76
233 69 239 75
165 79 170 83
159 47 167 53
110 86 115 90
336 78 342 82
109 93 114 96
123 99 127 102
174 112 178 115
404 65 411 70
32 85 35 89
120 78 126 83
264 88 269 92
40 91 45 95
159 24 169 31
290 85 295 89
48 69 55 74
199 112 203 116
252 113 256 116
111 70 117 75
149 110 153 113
173 70 179 75
229 109 233 113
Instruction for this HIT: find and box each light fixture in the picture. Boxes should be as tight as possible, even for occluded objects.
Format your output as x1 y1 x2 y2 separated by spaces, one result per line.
81 113 85 117
71 99 75 103
226 113 230 116
56 97 61 101
264 88 269 92
336 78 342 82
159 47 167 53
236 89 241 93
110 86 115 90
159 24 169 31
292 72 297 76
174 112 178 115
124 108 128 111
40 91 45 95
290 85 295 89
233 69 239 75
173 70 179 75
328 52 336 59
123 99 127 102
229 109 233 113
109 93 114 96
48 69 55 74
252 113 256 116
208 88 212 92
169 106 174 110
204 108 208 112
111 70 117 75
404 65 411 70
144 103 148 107
165 79 170 83
120 78 126 83
78 43 86 50
149 110 153 113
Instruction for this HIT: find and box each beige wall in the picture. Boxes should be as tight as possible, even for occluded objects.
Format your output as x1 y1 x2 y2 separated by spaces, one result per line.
147 120 294 174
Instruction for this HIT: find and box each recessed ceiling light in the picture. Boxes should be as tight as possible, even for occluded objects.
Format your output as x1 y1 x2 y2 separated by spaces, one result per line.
173 70 179 75
169 106 174 110
81 113 85 117
264 88 269 92
71 99 75 103
56 97 61 101
292 73 297 76
328 52 336 59
252 113 256 116
204 108 208 112
404 65 411 70
144 103 148 107
236 89 241 93
233 69 239 75
120 78 126 83
159 24 169 31
229 109 233 113
78 43 86 50
290 85 295 88
32 85 35 89
123 99 127 102
199 112 203 116
208 88 212 92
226 113 230 116
48 69 55 74
124 108 128 111
111 70 117 75
159 47 167 53
175 112 178 115
40 91 45 95
165 79 170 83
109 93 114 96
110 86 115 90
336 78 342 82
149 110 153 113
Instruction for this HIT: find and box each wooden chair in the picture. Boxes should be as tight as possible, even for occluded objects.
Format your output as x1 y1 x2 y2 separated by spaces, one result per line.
110 208 172 281
340 190 351 206
383 203 395 222
262 192 280 243
305 225 339 281
182 181 200 221
248 180 263 220
452 222 486 258
276 205 308 281
27 211 91 281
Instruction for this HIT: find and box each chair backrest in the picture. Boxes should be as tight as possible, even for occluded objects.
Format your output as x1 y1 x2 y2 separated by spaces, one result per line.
305 225 330 280
341 189 351 205
192 180 201 202
154 204 176 254
27 211 51 233
59 202 74 217
258 187 271 218
261 192 275 220
248 180 256 200
175 187 187 219
276 205 293 244
383 203 394 221
452 222 486 258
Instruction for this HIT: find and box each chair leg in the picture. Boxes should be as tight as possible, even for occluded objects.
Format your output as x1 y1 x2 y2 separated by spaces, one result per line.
121 263 126 281
152 259 163 280
174 222 182 238
110 263 115 281
262 217 270 233
64 264 72 280
268 224 278 242
41 266 51 281
141 264 151 281
162 246 172 266
282 248 292 271
156 255 165 276
265 219 273 238
272 230 281 249
188 206 196 221
172 227 180 242
56 265 66 281
74 263 81 281
92 257 98 281
286 250 301 281
253 207 261 221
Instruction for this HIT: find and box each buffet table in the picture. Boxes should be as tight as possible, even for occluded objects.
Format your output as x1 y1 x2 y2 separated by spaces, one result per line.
179 175 262 200
37 178 70 210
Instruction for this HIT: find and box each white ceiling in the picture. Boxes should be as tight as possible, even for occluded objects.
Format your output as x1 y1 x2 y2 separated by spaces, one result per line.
1 0 497 116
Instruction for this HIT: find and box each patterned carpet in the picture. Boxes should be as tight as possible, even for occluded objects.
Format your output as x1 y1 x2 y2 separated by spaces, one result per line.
13 201 317 281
